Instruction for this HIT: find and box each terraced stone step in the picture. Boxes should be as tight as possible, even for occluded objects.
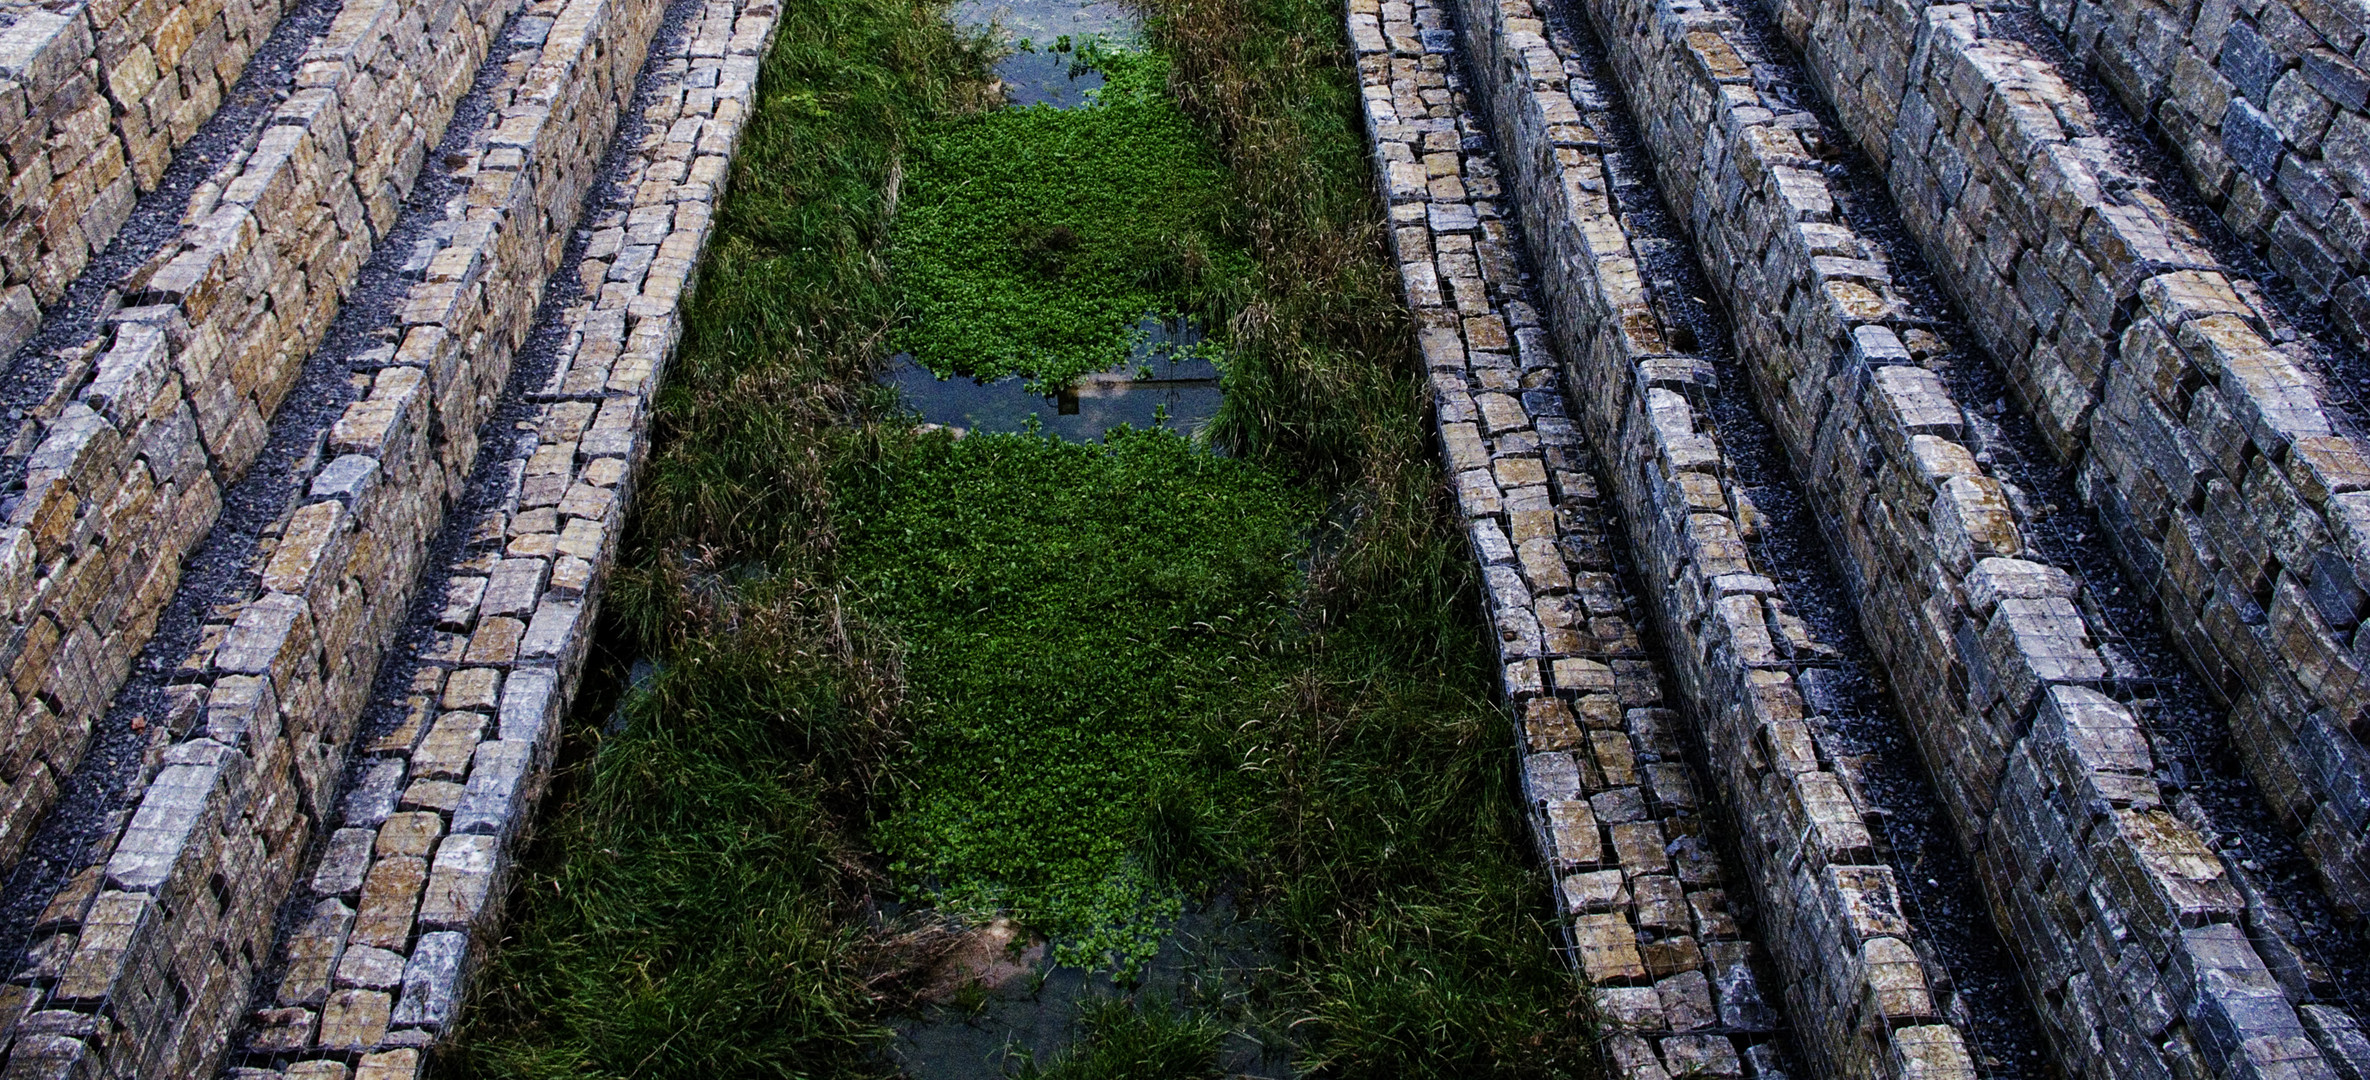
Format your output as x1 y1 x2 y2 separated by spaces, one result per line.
1396 0 2068 1074
1354 7 1806 1077
1533 0 2370 1074
209 0 774 1071
2024 0 2370 354
0 0 519 882
0 0 290 351
0 0 677 1066
1766 0 2370 932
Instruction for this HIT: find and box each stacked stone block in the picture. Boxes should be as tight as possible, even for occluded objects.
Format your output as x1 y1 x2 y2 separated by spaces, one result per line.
212 0 773 1074
0 0 517 882
1358 0 2018 1074
1769 0 2370 936
0 0 684 1069
1352 8 1807 1077
0 0 290 359
1551 0 2370 1075
2034 0 2370 353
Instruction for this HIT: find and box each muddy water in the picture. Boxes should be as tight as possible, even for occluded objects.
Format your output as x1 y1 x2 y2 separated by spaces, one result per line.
886 897 1289 1079
954 0 1132 105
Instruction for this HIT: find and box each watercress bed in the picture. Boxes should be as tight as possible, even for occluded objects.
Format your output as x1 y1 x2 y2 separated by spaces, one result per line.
440 0 1593 1073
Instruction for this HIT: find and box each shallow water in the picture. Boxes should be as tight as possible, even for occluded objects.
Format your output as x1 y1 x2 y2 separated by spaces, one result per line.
954 0 1133 107
886 897 1289 1080
887 0 1230 447
881 1 1255 1069
887 317 1225 442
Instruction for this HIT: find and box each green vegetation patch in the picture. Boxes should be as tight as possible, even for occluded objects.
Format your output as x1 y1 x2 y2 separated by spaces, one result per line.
889 48 1250 386
442 0 1601 1068
841 427 1311 969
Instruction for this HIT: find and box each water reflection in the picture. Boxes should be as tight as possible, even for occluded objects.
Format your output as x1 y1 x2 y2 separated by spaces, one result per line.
955 0 1135 107
886 317 1224 443
885 896 1288 1080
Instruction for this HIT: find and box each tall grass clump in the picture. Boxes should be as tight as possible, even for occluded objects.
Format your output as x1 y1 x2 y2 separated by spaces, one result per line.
436 0 991 1074
1120 0 1601 1071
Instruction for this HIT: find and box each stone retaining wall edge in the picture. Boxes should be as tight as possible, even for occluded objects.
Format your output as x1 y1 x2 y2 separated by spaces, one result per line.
0 0 665 1069
1394 0 1996 1072
0 0 292 358
217 0 773 1072
0 0 518 885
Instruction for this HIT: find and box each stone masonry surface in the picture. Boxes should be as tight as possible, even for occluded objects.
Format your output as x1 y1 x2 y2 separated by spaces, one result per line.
205 0 773 1072
1350 7 1808 1077
2035 0 2370 356
1391 0 2036 1073
1770 0 2370 934
0 0 516 883
0 0 2352 1069
1557 0 2370 1074
0 0 682 1066
0 0 288 358
1358 0 2069 1075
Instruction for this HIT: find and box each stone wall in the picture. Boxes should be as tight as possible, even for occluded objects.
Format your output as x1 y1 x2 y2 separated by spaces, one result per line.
0 0 669 1068
2038 0 2370 352
1355 5 1811 1077
1770 0 2370 936
0 0 513 880
1365 0 2007 1073
1555 0 2370 1076
1352 7 1812 1078
216 0 775 1073
0 0 290 356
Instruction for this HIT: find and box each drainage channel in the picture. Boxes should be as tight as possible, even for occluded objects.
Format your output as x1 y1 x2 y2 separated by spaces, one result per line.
1515 6 2053 1074
182 0 1605 1071
1791 0 2370 1018
1717 0 2370 1027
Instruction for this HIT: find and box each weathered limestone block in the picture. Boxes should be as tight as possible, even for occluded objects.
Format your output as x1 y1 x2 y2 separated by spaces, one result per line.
167 0 781 1072
2019 0 2370 353
1438 0 1990 1072
1351 3 1811 1073
0 0 680 1071
0 0 299 331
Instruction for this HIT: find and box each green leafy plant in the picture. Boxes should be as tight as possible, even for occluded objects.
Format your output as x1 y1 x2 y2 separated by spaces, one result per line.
837 427 1312 971
888 47 1252 386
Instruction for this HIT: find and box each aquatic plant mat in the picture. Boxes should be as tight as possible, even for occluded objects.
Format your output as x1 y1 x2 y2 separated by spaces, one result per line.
436 0 1593 1073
